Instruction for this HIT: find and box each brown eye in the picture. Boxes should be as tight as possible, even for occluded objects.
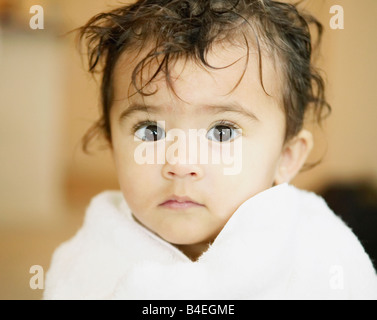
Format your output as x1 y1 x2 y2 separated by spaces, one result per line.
207 123 240 142
135 123 165 141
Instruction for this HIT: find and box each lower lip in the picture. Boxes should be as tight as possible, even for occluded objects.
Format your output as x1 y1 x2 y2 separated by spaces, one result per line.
160 200 203 210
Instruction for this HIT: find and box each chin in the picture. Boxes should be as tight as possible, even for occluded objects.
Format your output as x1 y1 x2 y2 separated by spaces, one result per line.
160 234 197 245
162 230 217 247
157 229 202 245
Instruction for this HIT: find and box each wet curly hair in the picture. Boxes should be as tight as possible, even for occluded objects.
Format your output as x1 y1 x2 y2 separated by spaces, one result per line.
78 0 330 160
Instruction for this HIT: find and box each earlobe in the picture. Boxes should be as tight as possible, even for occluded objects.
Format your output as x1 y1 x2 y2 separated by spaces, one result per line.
274 129 314 185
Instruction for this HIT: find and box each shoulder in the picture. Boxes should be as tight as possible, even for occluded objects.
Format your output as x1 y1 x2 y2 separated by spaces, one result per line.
292 185 369 261
43 191 135 299
43 190 186 299
287 185 377 299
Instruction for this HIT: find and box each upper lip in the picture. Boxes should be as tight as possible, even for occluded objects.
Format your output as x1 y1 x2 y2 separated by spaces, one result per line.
160 195 203 205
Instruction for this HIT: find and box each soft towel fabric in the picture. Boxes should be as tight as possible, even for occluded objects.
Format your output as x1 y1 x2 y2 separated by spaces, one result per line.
44 183 377 300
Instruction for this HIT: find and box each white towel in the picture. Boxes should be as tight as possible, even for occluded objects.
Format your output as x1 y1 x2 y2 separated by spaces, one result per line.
44 183 377 300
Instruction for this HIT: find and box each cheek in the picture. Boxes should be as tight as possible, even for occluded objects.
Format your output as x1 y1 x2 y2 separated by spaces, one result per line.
117 163 162 219
216 138 281 203
117 157 154 190
112 142 157 204
246 141 279 168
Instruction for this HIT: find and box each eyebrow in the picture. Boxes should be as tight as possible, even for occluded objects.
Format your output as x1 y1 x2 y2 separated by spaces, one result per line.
119 102 259 122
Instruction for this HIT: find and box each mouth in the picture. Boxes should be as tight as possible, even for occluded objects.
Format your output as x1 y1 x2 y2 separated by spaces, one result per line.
159 195 204 210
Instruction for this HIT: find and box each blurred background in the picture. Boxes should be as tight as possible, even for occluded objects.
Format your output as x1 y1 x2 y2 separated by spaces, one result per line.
0 0 376 299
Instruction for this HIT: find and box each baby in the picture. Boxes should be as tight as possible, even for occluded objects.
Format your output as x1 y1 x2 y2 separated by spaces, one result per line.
44 0 377 299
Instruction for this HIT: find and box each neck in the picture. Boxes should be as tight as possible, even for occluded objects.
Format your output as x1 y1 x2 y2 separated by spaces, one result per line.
132 214 212 261
174 242 212 262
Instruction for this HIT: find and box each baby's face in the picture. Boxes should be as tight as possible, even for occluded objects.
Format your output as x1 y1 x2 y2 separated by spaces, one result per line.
110 43 286 251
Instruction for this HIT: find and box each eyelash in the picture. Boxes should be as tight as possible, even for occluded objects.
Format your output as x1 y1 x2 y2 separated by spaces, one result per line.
131 119 241 141
131 120 156 135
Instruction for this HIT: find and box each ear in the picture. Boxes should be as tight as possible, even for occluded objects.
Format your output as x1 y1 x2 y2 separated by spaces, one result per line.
274 129 314 185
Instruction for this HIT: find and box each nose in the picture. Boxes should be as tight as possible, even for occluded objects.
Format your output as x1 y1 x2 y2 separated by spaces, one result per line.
162 161 204 180
161 141 204 180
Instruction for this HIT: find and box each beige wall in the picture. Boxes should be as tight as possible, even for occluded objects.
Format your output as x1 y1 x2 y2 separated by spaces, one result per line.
293 0 377 190
0 32 65 225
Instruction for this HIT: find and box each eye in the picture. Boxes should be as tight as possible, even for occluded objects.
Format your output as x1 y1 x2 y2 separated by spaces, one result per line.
134 122 165 142
206 121 241 142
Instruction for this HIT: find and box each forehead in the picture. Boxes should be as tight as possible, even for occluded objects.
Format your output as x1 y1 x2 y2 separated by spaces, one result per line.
112 41 283 116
